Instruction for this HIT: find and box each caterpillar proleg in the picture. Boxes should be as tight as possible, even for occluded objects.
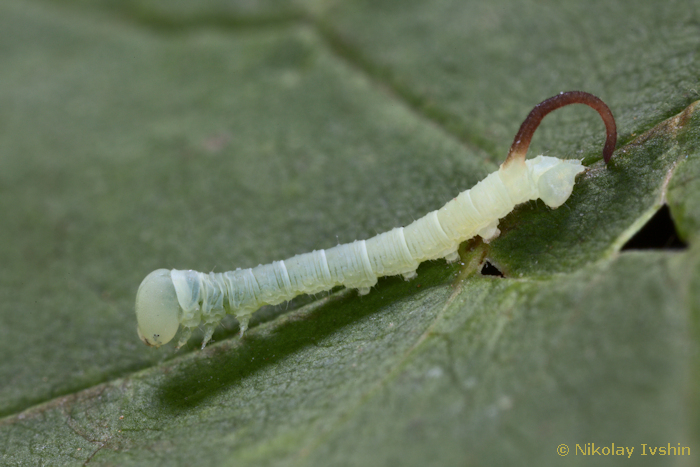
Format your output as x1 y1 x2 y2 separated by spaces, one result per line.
135 91 617 348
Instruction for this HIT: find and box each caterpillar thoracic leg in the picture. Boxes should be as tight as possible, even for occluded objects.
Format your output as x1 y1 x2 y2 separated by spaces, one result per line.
135 91 617 348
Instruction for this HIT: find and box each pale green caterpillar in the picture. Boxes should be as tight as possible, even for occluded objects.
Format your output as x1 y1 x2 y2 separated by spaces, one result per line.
135 91 617 349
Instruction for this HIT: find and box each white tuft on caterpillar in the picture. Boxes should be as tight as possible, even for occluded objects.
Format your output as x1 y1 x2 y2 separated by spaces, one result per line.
135 91 617 349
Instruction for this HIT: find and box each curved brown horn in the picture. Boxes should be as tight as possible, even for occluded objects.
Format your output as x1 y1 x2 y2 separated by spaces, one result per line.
504 91 617 165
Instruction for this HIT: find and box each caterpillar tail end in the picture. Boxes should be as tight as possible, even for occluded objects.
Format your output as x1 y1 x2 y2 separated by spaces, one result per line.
537 159 587 209
135 269 181 347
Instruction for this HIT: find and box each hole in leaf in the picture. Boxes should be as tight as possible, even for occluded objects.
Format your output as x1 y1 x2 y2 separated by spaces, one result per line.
481 261 504 277
622 205 687 250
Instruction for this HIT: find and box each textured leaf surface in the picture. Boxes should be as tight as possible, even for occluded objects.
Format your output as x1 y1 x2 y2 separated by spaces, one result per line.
1 0 698 466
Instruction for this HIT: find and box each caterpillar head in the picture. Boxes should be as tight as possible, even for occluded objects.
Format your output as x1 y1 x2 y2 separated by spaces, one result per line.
135 269 181 347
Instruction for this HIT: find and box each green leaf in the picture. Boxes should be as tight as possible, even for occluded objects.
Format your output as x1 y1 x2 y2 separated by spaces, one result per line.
1 0 698 465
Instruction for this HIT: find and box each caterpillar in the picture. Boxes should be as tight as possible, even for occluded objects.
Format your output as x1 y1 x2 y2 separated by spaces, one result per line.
135 91 617 349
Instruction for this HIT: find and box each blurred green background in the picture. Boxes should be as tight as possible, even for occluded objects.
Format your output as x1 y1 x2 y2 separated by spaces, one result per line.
1 0 699 465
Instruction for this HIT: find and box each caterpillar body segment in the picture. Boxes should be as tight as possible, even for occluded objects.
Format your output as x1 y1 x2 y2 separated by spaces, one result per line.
135 91 617 349
136 156 585 348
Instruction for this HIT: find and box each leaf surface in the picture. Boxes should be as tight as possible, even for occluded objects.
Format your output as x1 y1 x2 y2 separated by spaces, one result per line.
1 1 698 465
